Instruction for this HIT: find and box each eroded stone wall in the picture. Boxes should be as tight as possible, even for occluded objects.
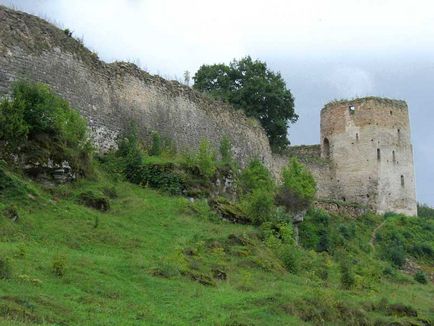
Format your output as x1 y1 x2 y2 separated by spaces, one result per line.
0 6 273 168
0 6 418 216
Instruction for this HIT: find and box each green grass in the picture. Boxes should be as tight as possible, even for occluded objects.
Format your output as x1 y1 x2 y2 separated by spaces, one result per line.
0 165 433 325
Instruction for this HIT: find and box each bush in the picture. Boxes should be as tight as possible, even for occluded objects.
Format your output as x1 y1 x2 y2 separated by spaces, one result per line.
219 135 233 166
260 221 294 245
340 259 355 289
241 189 275 225
195 140 217 178
261 221 299 272
3 204 19 222
387 246 406 267
185 140 217 179
78 191 110 212
414 271 428 284
382 265 396 277
0 81 93 175
417 203 434 218
149 131 162 156
276 158 316 213
117 124 145 178
317 228 330 253
298 209 331 252
0 257 12 279
51 254 66 277
130 163 184 195
238 159 275 194
279 248 300 273
410 243 434 260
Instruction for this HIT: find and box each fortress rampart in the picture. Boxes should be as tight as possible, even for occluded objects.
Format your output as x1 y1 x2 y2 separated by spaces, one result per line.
0 6 273 169
0 6 417 215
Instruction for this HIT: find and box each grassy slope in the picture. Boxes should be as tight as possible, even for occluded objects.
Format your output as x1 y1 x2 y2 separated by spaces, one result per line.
0 167 433 326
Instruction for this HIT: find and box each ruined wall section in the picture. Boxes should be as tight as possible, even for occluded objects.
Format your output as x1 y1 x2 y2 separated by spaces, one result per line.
321 98 417 216
0 6 273 167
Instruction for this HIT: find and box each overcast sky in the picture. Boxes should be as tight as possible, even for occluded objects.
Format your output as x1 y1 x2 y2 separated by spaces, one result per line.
2 0 434 206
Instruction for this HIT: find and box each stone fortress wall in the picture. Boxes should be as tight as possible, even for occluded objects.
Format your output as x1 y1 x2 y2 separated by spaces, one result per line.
0 6 273 169
0 6 417 215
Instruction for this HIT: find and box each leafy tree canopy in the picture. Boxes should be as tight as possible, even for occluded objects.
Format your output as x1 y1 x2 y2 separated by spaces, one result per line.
193 56 297 151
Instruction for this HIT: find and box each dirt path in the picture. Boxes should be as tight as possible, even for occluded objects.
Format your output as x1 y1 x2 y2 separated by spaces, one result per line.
369 220 386 252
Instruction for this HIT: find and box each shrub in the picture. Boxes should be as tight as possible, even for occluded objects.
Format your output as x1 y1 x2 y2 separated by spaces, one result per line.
261 221 299 272
117 124 141 157
0 257 12 279
195 140 217 178
241 189 275 225
279 248 300 273
387 246 406 267
272 206 292 223
260 221 294 245
276 158 316 213
0 81 93 175
414 271 428 284
185 140 217 179
410 243 434 260
128 163 184 195
238 159 275 194
219 135 233 166
382 265 396 277
51 254 66 277
149 131 162 156
338 223 355 240
340 259 355 289
63 28 72 37
317 228 330 253
115 128 185 194
3 204 19 222
417 203 434 218
78 190 110 211
298 209 331 252
116 124 145 178
102 186 118 199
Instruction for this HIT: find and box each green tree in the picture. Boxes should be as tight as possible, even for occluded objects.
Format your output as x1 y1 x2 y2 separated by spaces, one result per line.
193 56 297 151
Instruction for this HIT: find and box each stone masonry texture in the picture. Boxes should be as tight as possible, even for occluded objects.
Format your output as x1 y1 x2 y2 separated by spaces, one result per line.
0 6 417 215
0 6 272 168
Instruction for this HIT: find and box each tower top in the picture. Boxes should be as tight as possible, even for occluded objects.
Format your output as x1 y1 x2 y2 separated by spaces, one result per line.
322 96 407 113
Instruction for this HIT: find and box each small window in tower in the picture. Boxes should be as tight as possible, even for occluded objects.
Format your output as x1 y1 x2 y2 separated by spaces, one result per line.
377 148 381 160
349 105 355 114
392 150 396 163
397 129 401 139
401 175 405 186
390 110 393 115
356 133 359 141
323 138 330 159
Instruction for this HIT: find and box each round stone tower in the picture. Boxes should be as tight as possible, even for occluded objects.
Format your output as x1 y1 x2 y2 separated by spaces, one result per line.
320 97 417 216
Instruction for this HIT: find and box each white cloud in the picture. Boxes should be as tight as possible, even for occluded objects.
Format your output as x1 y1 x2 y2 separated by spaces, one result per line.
4 0 434 76
327 66 374 98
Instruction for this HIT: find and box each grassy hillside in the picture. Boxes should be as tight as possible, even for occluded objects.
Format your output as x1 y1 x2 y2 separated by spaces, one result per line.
0 162 433 326
0 81 433 325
